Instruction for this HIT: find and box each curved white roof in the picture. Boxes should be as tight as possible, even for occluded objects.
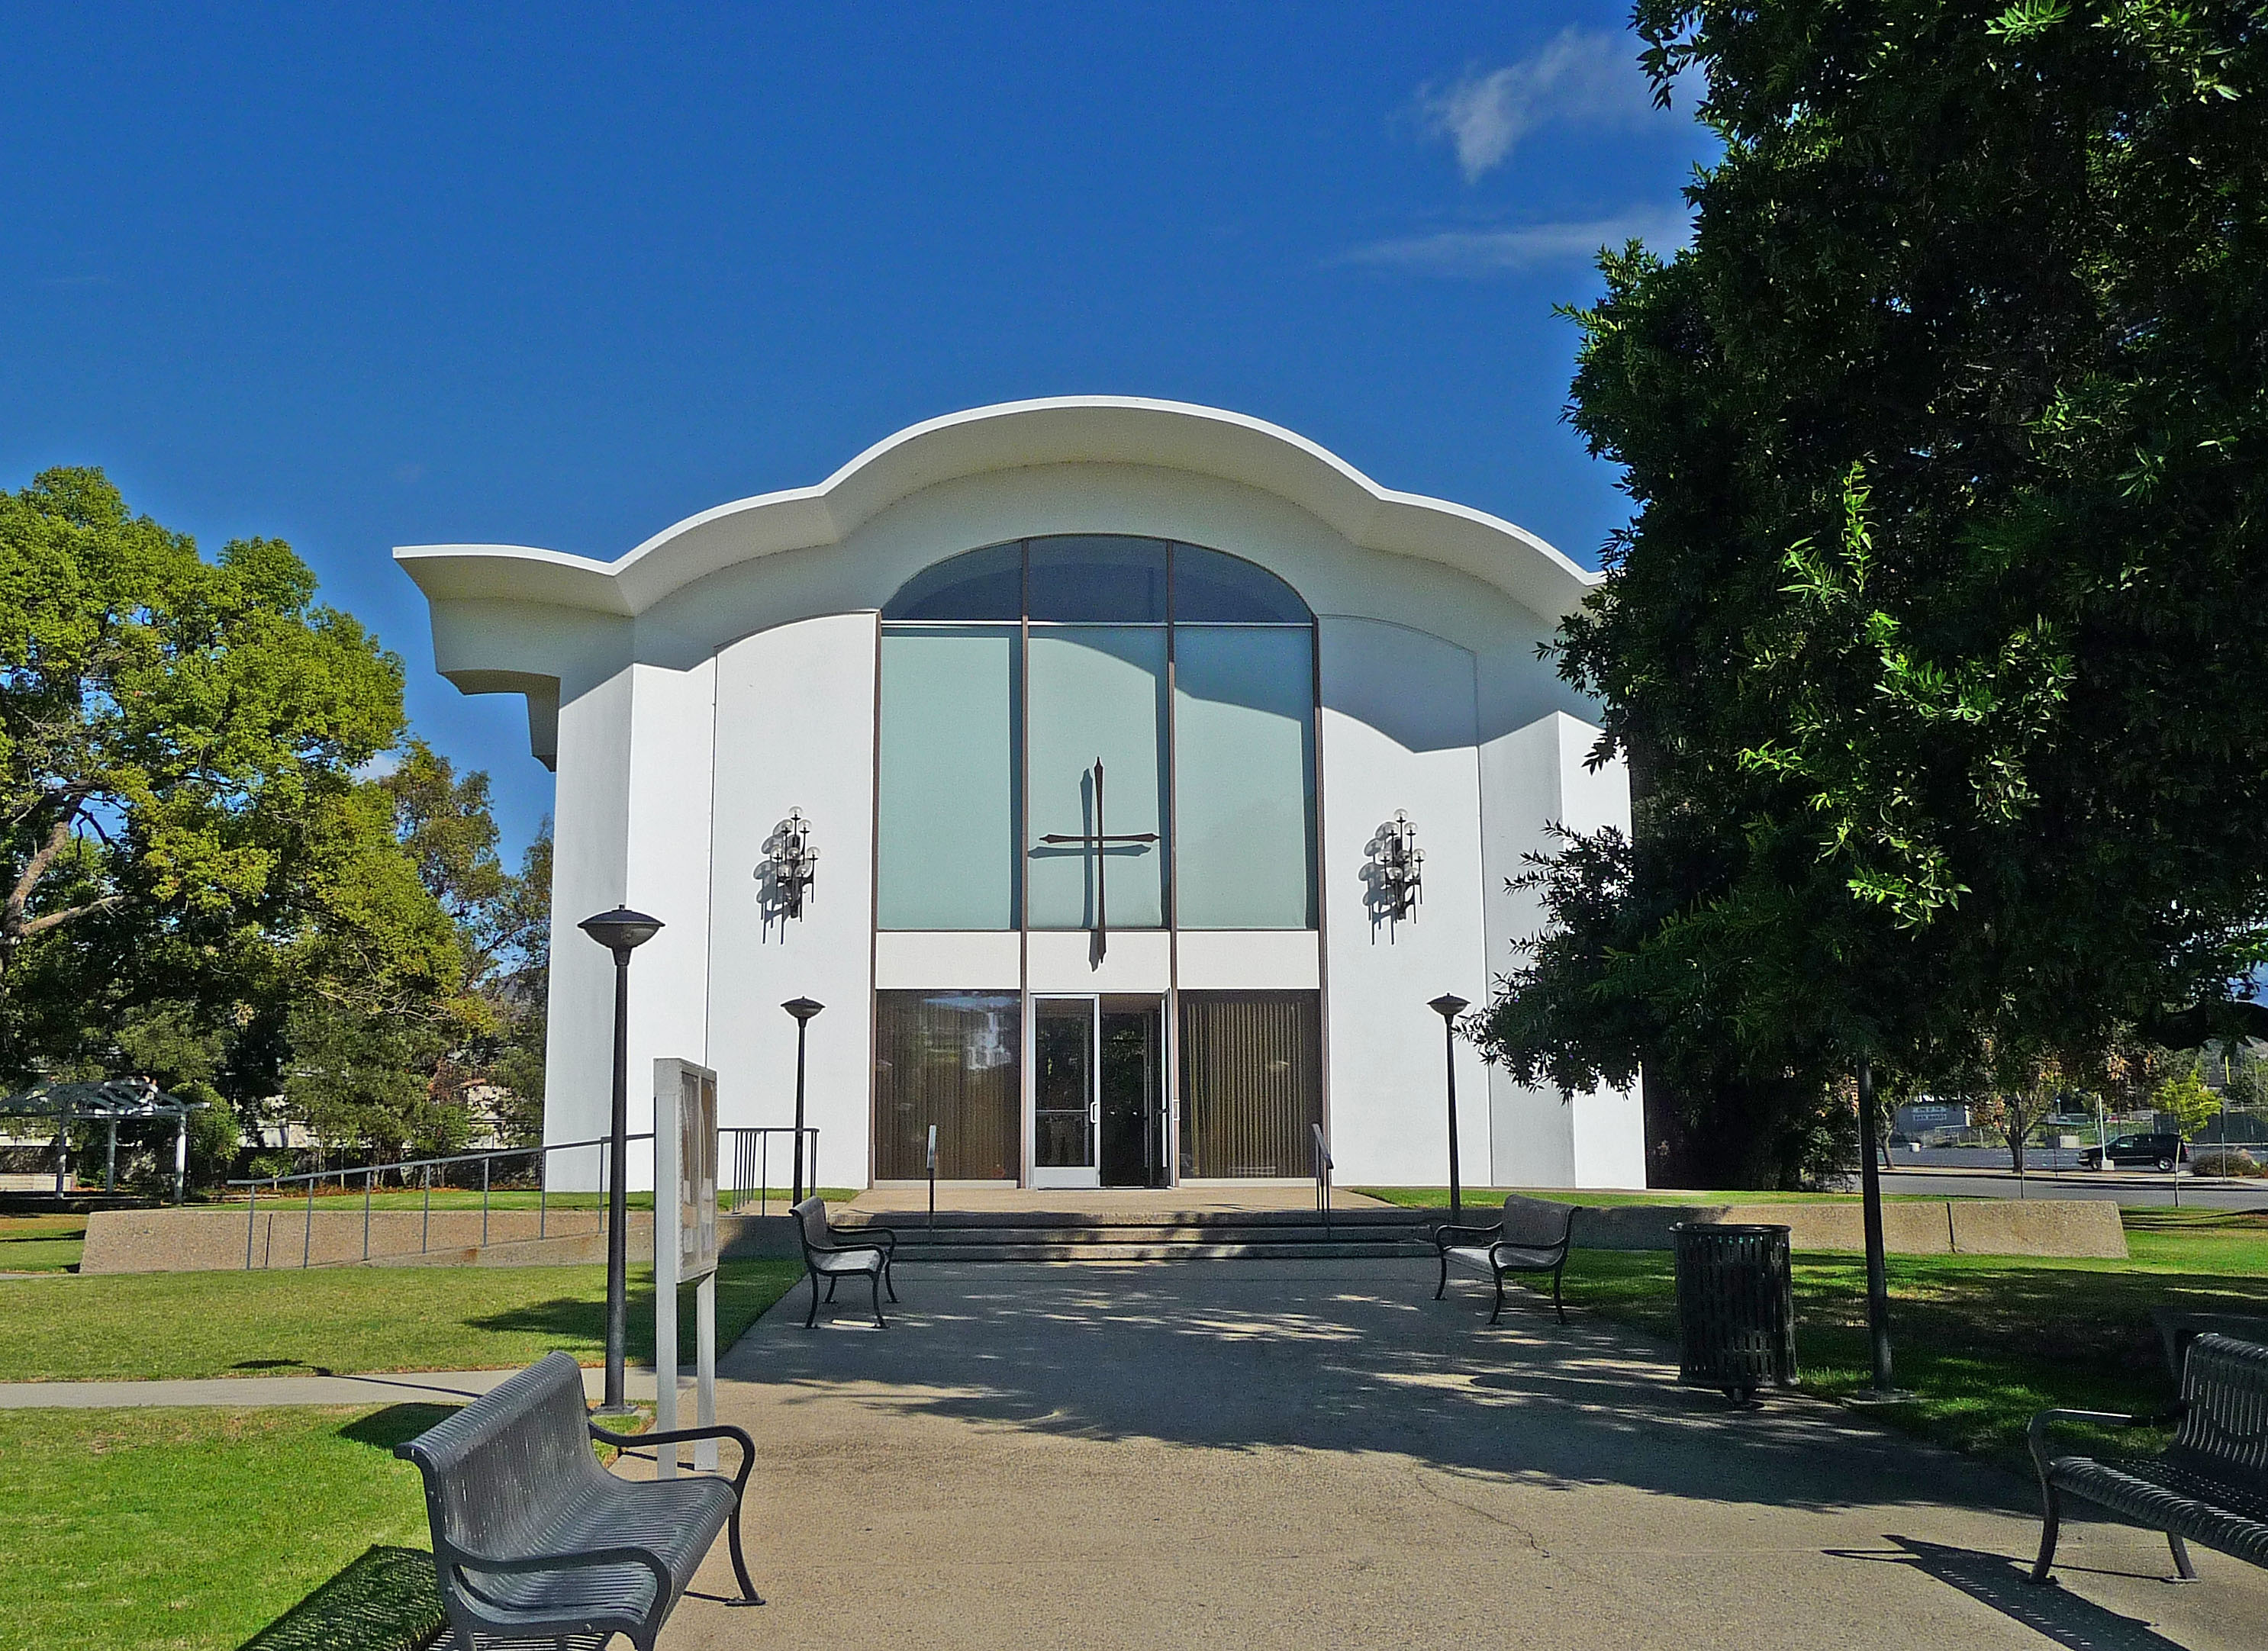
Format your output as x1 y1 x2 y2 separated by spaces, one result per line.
394 397 1598 621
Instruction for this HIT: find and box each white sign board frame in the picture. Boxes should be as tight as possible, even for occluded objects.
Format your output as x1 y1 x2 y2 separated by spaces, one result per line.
652 1057 720 1476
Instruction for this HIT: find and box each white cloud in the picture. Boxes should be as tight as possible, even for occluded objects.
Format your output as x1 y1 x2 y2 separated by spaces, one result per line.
1419 30 1657 182
1343 207 1692 278
354 749 401 783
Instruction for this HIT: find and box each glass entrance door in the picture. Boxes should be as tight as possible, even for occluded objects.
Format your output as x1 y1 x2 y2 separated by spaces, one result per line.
1032 994 1168 1189
1099 997 1165 1189
1032 998 1098 1189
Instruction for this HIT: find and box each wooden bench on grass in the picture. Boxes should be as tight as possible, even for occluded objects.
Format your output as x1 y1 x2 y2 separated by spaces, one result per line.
395 1351 759 1649
1432 1193 1583 1325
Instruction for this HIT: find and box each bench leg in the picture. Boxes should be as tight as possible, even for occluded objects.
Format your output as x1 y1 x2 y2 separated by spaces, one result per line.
2028 1485 2061 1584
1489 1272 1506 1326
883 1254 899 1304
824 1275 839 1303
2168 1532 2198 1582
870 1267 888 1329
726 1501 765 1605
804 1270 821 1329
1434 1252 1448 1301
1551 1263 1567 1325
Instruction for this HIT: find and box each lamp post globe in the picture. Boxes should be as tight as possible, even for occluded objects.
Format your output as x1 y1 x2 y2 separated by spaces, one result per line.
1429 994 1471 1221
580 906 663 1417
783 999 823 1204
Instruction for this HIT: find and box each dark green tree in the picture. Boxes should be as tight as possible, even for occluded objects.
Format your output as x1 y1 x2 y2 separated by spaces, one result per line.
1481 0 2268 1186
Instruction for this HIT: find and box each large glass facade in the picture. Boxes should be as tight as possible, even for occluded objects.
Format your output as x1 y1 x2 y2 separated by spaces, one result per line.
1026 627 1168 929
878 536 1316 932
875 626 1020 929
1173 626 1316 929
872 991 1022 1180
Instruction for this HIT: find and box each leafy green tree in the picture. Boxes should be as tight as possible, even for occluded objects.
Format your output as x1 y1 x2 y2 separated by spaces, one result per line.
1480 0 2268 1183
1 468 404 996
2154 1068 2222 1139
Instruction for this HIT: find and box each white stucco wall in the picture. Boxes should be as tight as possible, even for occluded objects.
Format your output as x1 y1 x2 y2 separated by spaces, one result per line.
1478 710 1646 1189
704 613 878 1194
543 661 716 1189
1316 617 1495 1189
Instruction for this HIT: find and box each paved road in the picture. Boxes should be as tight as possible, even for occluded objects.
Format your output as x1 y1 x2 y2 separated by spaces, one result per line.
1876 1163 2268 1212
650 1258 2264 1650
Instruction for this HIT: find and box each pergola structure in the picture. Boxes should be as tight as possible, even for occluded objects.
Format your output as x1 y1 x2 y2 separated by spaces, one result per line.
0 1078 205 1202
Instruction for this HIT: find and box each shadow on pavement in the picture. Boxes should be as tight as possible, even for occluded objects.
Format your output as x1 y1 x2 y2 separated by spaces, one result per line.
729 1261 2040 1518
1820 1537 2192 1650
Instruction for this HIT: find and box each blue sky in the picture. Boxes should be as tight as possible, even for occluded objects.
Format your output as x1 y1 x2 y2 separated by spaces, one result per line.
0 4 1712 861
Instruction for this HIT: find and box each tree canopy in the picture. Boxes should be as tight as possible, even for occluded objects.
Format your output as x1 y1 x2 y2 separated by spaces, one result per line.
1 469 550 1180
1480 0 2268 1183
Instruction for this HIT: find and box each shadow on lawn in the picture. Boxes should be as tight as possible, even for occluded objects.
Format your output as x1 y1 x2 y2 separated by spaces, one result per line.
236 1545 443 1651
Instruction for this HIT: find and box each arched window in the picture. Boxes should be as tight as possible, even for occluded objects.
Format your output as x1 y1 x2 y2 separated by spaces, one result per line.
877 536 1316 932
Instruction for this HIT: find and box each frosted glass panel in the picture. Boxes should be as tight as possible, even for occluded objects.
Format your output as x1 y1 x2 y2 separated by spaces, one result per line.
1027 628 1168 929
877 626 1019 928
1174 626 1316 928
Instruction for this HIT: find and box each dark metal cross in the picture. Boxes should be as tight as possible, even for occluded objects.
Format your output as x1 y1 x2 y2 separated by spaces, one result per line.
1039 758 1158 959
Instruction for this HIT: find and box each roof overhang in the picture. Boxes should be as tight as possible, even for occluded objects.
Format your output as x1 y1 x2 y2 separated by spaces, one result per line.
395 397 1600 623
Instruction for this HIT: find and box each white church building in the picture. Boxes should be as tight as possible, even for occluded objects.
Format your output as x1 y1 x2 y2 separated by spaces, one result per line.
396 398 1644 1192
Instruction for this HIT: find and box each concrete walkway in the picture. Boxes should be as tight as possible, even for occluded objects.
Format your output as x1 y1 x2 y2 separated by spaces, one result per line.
658 1257 2263 1650
0 1363 655 1408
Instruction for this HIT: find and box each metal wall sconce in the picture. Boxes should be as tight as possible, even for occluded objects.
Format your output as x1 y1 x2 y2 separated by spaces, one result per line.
1375 811 1423 922
768 809 819 920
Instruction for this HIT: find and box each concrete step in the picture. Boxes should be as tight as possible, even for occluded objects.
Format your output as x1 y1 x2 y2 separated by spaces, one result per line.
884 1241 1429 1263
877 1223 1426 1246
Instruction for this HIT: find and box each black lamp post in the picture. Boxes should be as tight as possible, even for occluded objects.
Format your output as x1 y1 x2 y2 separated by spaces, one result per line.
783 998 823 1204
1429 993 1470 1221
578 906 664 1416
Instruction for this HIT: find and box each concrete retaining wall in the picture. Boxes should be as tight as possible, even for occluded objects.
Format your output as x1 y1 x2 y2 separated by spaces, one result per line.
1566 1198 2125 1258
82 1206 805 1273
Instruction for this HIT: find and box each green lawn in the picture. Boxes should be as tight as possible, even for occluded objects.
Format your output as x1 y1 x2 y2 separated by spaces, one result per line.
2 1404 442 1651
1541 1208 2268 1469
0 1258 802 1381
0 1213 87 1273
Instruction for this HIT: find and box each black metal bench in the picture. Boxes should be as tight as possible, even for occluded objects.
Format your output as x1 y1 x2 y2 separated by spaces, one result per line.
1433 1193 1582 1324
791 1195 897 1328
2029 1331 2268 1585
395 1351 759 1649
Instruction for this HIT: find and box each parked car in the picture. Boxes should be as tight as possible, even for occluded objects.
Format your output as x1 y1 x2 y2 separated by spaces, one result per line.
2080 1132 2189 1172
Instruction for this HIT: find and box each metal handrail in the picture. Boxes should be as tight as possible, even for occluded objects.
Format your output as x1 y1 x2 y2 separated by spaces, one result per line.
721 1126 820 1218
232 1125 821 1270
233 1133 653 1270
1312 1122 1333 1237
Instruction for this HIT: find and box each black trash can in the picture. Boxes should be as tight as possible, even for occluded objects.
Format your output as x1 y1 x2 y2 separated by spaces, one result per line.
1671 1221 1797 1402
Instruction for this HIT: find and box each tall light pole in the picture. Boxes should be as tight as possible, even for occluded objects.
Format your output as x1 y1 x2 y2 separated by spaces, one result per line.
579 906 663 1417
783 998 823 1205
1429 994 1470 1222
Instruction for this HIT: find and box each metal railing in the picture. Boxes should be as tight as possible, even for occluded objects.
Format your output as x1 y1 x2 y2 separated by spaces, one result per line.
230 1134 652 1270
720 1126 820 1217
1312 1122 1333 1237
228 1125 820 1269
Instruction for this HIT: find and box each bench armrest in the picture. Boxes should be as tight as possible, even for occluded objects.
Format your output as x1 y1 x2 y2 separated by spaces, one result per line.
1434 1221 1503 1252
590 1421 759 1494
2027 1405 2183 1476
833 1223 896 1253
443 1539 672 1601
